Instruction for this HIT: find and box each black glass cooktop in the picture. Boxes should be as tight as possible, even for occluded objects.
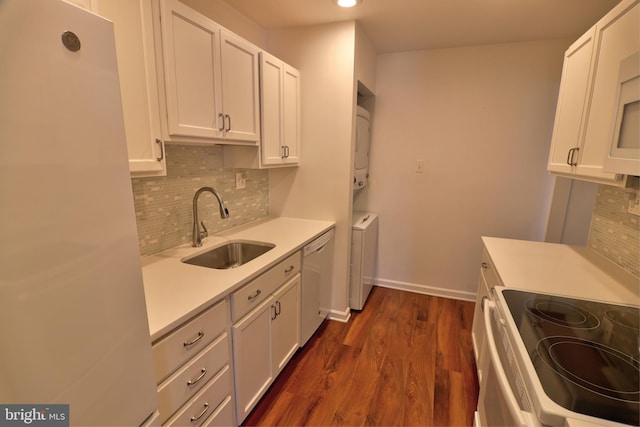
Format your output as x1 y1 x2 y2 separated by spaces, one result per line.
502 289 640 426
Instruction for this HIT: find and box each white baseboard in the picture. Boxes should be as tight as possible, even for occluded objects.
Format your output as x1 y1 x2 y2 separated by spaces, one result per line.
327 306 351 323
374 278 476 302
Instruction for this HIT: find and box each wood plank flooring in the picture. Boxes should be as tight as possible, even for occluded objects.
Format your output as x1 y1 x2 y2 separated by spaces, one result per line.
242 286 479 426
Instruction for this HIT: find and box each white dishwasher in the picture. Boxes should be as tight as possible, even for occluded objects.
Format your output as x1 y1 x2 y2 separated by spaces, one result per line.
300 229 335 346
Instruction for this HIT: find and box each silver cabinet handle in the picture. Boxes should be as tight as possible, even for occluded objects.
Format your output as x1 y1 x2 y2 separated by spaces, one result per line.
248 289 262 301
217 113 225 132
190 403 209 422
275 300 282 316
571 147 580 166
566 148 574 166
281 145 286 159
284 265 294 274
183 331 204 347
284 145 290 158
155 139 164 162
271 304 277 320
566 147 580 166
224 114 231 132
187 368 207 386
481 262 488 269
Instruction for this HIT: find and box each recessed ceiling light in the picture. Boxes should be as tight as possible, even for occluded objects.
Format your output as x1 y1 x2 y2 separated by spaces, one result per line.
334 0 362 8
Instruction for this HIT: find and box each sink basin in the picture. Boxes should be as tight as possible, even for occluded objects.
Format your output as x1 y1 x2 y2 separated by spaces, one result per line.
183 241 275 270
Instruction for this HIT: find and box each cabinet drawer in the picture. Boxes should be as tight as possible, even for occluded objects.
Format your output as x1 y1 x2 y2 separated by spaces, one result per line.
164 365 232 427
231 251 301 321
480 248 501 291
158 333 230 423
152 299 228 383
201 396 233 427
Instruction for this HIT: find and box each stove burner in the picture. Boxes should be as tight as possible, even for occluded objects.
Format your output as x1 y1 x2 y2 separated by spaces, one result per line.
525 298 600 329
605 308 640 331
537 336 640 403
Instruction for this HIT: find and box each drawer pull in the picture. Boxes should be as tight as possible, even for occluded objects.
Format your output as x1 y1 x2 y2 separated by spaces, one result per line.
190 403 209 422
183 331 204 347
248 289 262 301
284 265 294 274
275 300 282 316
481 262 488 269
187 368 207 386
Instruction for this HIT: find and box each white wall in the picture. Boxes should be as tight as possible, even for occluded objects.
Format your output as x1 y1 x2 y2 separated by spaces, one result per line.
355 22 377 94
267 22 357 320
359 39 569 299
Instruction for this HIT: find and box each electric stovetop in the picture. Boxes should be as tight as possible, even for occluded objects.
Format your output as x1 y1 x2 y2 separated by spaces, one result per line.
502 289 640 425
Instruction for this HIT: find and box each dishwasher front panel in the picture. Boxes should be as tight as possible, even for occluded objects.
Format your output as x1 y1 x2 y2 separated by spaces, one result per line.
300 229 335 346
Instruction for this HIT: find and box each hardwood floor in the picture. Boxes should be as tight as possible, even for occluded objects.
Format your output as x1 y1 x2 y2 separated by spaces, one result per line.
242 286 479 426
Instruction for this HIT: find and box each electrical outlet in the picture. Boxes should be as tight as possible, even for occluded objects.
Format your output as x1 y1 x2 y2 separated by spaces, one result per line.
628 189 640 216
235 172 246 189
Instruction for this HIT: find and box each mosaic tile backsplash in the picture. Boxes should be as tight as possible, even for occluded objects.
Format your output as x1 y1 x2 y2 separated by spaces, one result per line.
132 145 269 256
588 184 640 278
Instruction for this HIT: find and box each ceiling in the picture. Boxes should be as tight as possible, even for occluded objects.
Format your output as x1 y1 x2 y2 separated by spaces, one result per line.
220 0 621 53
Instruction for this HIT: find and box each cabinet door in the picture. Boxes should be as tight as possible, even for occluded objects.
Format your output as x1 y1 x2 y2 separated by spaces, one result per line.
282 64 301 164
580 1 638 181
271 274 301 375
94 0 166 177
232 296 273 423
159 0 224 139
260 52 285 165
260 52 300 166
547 28 595 175
220 30 260 142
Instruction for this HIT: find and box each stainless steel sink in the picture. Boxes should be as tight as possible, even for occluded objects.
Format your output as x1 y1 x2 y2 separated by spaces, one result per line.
182 241 275 270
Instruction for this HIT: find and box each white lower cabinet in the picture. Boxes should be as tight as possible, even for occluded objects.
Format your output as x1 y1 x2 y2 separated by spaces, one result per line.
150 251 304 426
232 296 274 421
231 254 301 423
271 277 301 374
152 299 235 426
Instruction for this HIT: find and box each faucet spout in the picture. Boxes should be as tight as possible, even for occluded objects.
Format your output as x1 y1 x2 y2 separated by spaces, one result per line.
192 187 230 247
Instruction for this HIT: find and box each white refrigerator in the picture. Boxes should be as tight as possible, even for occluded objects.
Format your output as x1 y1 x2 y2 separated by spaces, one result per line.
0 0 158 425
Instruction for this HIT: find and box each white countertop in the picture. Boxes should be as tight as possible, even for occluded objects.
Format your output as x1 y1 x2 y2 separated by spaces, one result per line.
482 236 639 306
141 217 335 341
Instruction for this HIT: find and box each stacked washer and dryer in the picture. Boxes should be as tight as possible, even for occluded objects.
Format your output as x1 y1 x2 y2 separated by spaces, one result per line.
350 106 378 311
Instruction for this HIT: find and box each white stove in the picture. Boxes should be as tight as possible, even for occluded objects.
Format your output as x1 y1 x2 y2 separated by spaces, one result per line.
479 286 639 426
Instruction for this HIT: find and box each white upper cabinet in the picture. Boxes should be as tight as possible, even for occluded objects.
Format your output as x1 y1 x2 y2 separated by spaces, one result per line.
548 0 638 185
223 52 301 168
547 28 596 176
92 0 167 177
157 0 260 144
220 30 261 142
260 52 301 166
584 1 639 176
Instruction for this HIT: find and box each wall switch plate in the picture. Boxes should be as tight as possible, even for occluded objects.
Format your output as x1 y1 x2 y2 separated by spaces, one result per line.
235 172 246 189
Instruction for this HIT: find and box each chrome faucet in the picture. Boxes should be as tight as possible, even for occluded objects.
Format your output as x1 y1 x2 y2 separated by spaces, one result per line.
192 187 230 247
